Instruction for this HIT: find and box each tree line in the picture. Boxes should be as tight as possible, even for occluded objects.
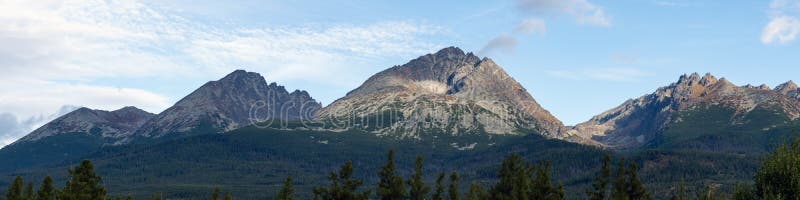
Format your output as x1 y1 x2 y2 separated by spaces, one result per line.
8 136 800 199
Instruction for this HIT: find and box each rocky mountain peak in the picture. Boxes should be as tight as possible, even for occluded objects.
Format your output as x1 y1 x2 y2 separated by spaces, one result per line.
16 107 155 143
134 70 322 139
220 70 264 83
775 80 798 94
678 72 702 84
317 47 564 138
112 106 150 115
569 73 800 149
699 73 718 86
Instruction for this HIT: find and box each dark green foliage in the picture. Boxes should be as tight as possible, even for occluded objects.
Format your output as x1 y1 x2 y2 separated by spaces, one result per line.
448 172 459 200
433 172 446 200
59 160 106 200
313 161 371 200
377 149 406 200
465 182 487 200
587 154 611 200
625 163 649 200
6 176 23 200
610 159 650 200
149 192 163 200
23 182 33 200
1 127 609 199
212 187 220 200
530 161 565 200
0 133 105 173
695 185 725 200
407 156 429 200
754 137 800 199
276 176 295 200
224 192 232 200
668 179 687 200
730 184 754 200
490 153 529 200
36 176 56 200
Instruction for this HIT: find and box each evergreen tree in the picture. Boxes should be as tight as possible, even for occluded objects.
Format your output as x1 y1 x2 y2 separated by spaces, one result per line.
611 159 628 200
407 155 430 200
491 153 529 200
24 182 34 200
36 176 56 200
377 149 406 200
6 176 23 200
696 185 718 200
448 172 459 200
586 154 611 200
669 179 687 200
224 192 232 200
276 176 295 200
754 137 800 199
466 182 487 200
313 161 371 200
530 161 564 200
212 187 221 200
731 184 755 200
433 172 446 200
625 163 650 200
60 160 106 200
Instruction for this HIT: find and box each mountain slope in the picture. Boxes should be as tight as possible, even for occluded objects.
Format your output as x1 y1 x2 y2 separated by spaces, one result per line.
775 80 800 100
569 73 800 149
15 106 154 145
315 47 564 138
134 70 322 139
0 106 154 172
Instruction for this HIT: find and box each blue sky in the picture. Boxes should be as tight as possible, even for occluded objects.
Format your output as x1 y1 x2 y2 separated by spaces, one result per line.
1 0 799 146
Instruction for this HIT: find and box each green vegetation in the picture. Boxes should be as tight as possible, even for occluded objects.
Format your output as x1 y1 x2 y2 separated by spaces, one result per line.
2 111 799 199
60 160 106 200
275 176 294 200
312 161 371 200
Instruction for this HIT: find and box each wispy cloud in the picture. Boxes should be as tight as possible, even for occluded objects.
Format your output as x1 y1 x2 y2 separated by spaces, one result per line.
517 0 612 26
479 34 518 55
0 0 445 143
515 18 547 35
547 68 648 82
0 106 78 147
762 0 800 45
481 0 610 55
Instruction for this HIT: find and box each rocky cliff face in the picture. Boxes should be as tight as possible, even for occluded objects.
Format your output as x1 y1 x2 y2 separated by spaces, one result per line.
15 106 154 145
134 70 322 138
775 80 800 100
568 73 800 148
315 47 564 138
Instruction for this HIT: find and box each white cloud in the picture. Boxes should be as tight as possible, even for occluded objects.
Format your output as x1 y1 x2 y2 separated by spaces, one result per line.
517 0 612 26
0 0 444 144
547 68 647 82
515 18 547 35
0 105 79 147
0 78 171 119
762 0 800 45
762 16 800 44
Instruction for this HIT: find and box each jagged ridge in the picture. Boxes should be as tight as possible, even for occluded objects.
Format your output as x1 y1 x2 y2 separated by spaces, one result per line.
569 73 800 148
316 47 564 138
134 70 322 139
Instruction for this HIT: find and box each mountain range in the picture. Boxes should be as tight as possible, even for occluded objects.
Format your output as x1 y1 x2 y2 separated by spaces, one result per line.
1 47 798 198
